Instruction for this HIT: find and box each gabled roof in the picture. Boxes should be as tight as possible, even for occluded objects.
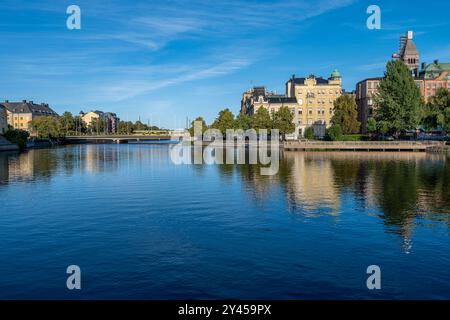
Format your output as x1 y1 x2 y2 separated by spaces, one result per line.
2 101 59 116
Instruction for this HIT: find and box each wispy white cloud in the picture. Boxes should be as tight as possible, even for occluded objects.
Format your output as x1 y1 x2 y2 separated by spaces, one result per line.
91 58 253 102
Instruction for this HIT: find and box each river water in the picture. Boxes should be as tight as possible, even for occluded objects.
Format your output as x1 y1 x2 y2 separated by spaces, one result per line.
0 144 449 299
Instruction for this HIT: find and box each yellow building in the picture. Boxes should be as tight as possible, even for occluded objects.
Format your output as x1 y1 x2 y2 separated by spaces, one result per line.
80 111 101 127
0 104 7 134
241 70 342 138
3 100 58 132
286 71 342 137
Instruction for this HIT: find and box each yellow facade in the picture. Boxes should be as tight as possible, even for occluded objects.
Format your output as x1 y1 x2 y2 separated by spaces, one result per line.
286 74 342 136
3 101 58 133
81 111 101 127
6 111 33 131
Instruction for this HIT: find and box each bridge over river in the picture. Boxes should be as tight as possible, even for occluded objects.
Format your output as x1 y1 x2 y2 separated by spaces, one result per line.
65 134 183 144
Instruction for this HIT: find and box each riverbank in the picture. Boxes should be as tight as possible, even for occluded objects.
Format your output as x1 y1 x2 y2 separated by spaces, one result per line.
284 140 447 152
0 136 19 152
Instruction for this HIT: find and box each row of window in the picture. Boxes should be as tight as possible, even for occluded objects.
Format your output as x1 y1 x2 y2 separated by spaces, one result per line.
426 82 450 89
298 89 341 95
269 108 334 115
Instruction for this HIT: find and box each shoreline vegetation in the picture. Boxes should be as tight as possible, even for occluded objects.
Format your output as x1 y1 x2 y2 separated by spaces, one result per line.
1 60 450 153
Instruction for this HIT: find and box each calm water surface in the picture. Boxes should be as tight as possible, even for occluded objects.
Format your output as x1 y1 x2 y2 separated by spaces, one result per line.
0 144 449 299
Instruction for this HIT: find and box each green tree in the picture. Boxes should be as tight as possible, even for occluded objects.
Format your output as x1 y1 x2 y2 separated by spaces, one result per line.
74 116 87 134
252 107 273 132
211 108 235 135
332 94 360 134
375 60 422 134
29 116 62 139
4 128 30 150
234 113 252 131
189 117 208 137
133 121 149 131
367 118 377 134
90 117 106 135
325 124 343 141
59 112 76 135
273 106 295 141
118 121 134 134
304 126 314 140
422 88 450 132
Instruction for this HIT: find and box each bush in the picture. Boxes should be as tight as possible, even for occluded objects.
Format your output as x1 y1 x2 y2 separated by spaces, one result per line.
341 134 367 141
4 128 30 150
325 124 343 141
304 127 314 140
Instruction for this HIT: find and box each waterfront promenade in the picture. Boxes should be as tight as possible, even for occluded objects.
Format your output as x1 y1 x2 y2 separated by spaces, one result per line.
284 140 446 152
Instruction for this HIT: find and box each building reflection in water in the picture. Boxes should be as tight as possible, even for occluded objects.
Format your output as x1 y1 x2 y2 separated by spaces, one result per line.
0 146 449 253
0 144 172 184
232 150 450 252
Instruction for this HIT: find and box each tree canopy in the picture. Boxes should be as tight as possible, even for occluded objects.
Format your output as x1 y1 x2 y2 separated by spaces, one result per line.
375 60 422 134
272 106 295 140
211 108 235 135
29 116 62 139
422 88 450 132
252 107 273 131
189 116 208 136
332 94 360 134
234 113 252 131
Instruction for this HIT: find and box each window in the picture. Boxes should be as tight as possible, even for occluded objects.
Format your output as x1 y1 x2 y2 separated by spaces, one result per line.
308 109 313 115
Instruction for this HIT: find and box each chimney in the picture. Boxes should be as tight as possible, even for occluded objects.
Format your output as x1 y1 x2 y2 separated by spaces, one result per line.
434 59 439 65
407 31 414 40
29 100 34 104
421 62 427 70
5 100 8 103
22 100 27 103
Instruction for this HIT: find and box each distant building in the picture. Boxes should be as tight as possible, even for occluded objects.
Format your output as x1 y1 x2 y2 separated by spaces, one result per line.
393 31 420 77
356 31 449 133
79 110 119 134
419 60 450 102
241 70 342 138
2 100 58 132
286 71 342 137
0 104 7 134
355 77 424 133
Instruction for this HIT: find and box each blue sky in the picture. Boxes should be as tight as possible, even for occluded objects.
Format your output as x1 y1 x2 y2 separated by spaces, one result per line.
0 0 449 129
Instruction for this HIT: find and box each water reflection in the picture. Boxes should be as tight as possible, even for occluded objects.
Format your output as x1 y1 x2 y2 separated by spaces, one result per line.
0 146 449 247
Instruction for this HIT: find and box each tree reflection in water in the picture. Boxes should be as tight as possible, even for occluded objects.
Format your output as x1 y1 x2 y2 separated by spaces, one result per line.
1 146 449 247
